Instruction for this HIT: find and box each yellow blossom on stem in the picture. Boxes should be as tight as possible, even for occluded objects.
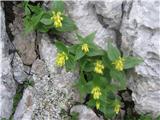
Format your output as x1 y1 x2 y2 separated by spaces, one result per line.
55 52 68 67
91 86 102 100
94 60 104 74
51 11 63 28
81 43 89 53
112 57 125 71
114 104 121 114
96 101 100 109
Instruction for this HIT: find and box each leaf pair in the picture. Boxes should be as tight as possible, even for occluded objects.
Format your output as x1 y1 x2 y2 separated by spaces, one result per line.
23 0 77 33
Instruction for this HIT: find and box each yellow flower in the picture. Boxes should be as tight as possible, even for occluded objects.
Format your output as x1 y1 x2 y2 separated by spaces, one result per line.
112 57 125 71
96 101 100 109
91 86 102 100
94 60 104 74
55 52 68 67
114 104 121 114
81 43 89 53
51 11 63 28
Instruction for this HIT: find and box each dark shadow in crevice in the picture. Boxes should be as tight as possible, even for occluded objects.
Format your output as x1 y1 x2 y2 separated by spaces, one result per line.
4 1 15 42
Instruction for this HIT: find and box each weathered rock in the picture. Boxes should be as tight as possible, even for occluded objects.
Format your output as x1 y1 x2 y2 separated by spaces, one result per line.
31 71 79 120
31 59 48 77
120 0 160 116
13 86 34 120
39 34 58 74
64 1 116 49
30 34 79 119
13 34 79 120
70 105 103 120
94 0 123 29
9 6 37 65
23 65 31 75
0 5 16 119
12 53 28 83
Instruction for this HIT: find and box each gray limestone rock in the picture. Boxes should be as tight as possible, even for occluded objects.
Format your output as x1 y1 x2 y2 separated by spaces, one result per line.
12 53 28 83
9 6 37 65
120 0 160 116
0 5 16 119
70 105 103 120
63 1 116 49
13 86 34 120
39 34 58 74
31 59 49 77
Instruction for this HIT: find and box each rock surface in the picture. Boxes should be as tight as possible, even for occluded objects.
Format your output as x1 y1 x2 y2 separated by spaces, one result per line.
9 6 37 65
13 86 34 120
12 53 28 83
64 1 116 49
12 35 80 120
31 59 48 77
0 5 16 119
39 34 58 74
120 0 160 116
70 105 103 120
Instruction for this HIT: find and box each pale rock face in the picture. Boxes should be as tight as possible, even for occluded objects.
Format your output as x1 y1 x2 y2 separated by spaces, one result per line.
120 0 160 116
39 34 58 74
64 1 116 49
0 6 16 119
70 105 103 120
9 6 37 65
12 53 28 83
31 59 49 77
13 86 34 120
32 71 79 120
14 34 79 120
94 0 123 29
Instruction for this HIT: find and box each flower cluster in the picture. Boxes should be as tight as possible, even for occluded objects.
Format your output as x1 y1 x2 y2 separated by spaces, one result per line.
91 86 102 109
112 57 125 71
94 60 104 74
81 43 89 53
51 11 63 28
114 104 121 114
55 52 68 67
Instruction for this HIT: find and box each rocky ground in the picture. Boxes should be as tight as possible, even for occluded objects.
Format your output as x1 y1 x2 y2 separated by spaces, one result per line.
0 0 160 120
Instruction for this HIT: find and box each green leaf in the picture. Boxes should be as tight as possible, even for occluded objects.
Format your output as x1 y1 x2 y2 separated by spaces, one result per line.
31 12 44 27
75 46 85 60
124 56 143 69
28 4 43 14
84 32 96 44
76 33 84 42
104 106 116 119
52 0 64 13
82 60 94 72
25 6 31 15
107 41 121 61
87 99 96 108
92 75 107 88
24 16 34 33
110 69 126 89
102 53 112 69
65 54 76 71
36 22 49 32
74 73 87 101
68 44 78 54
55 41 68 53
87 47 104 57
40 18 53 25
57 16 77 32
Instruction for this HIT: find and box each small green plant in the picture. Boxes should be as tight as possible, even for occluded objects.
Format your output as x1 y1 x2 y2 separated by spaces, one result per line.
23 0 77 33
55 32 143 119
22 0 144 119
